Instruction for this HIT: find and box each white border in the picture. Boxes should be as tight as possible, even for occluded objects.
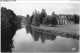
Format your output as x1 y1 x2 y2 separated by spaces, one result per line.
0 1 80 53
0 1 80 3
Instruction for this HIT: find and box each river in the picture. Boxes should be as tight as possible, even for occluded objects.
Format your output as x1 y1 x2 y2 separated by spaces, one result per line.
12 26 79 52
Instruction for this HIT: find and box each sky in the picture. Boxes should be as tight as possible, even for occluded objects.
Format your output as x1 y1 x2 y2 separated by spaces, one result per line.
1 2 80 16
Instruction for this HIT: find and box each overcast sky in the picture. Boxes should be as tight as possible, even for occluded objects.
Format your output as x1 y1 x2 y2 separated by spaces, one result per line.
1 2 80 16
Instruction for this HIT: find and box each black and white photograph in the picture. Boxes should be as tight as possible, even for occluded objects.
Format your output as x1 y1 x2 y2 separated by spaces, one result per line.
0 0 80 53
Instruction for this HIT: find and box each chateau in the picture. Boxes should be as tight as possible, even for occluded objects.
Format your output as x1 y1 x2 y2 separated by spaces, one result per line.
57 14 74 25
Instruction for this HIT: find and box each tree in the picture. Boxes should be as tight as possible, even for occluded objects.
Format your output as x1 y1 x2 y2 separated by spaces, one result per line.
51 12 58 26
51 16 57 26
25 14 30 25
1 7 17 52
32 10 40 26
52 11 55 15
73 14 79 24
42 11 57 26
42 15 51 25
16 15 23 29
68 14 79 24
30 9 47 26
40 9 47 24
30 14 34 24
1 7 17 28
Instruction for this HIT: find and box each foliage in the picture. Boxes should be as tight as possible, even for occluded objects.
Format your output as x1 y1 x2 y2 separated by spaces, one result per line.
51 15 58 26
16 15 23 29
42 15 52 25
1 7 17 52
30 15 34 25
42 15 57 26
39 9 47 24
29 9 47 26
25 14 30 25
51 11 58 25
31 10 41 26
73 14 79 24
68 14 79 24
1 7 17 28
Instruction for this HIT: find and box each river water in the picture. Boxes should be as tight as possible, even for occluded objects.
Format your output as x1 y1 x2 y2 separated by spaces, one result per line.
12 26 79 52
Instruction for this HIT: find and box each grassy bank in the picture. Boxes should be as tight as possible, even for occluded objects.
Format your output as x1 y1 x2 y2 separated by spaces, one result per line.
31 24 79 39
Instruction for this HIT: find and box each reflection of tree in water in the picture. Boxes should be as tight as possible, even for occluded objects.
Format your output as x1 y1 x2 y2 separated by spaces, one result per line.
32 31 57 43
25 26 57 43
40 33 57 43
25 25 79 43
25 25 32 34
31 31 40 41
31 30 57 43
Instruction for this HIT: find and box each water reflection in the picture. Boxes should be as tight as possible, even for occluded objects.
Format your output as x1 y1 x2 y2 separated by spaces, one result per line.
25 25 32 34
25 25 78 43
31 31 57 43
25 25 57 43
13 27 79 52
12 25 79 52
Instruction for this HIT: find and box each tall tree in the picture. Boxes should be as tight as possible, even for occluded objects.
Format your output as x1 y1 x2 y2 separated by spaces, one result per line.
42 15 51 25
68 14 79 24
30 15 34 25
25 14 30 25
51 11 58 26
51 16 57 26
73 14 79 24
1 7 17 52
32 10 40 26
42 11 57 26
40 9 47 24
16 15 23 29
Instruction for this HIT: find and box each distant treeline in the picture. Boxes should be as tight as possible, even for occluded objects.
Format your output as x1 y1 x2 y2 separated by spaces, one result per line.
25 9 80 26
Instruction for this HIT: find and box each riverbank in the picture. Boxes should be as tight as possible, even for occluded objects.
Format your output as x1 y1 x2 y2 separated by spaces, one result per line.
31 24 79 39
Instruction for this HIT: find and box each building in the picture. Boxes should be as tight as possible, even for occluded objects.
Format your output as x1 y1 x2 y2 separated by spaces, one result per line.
57 14 67 25
57 14 74 25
